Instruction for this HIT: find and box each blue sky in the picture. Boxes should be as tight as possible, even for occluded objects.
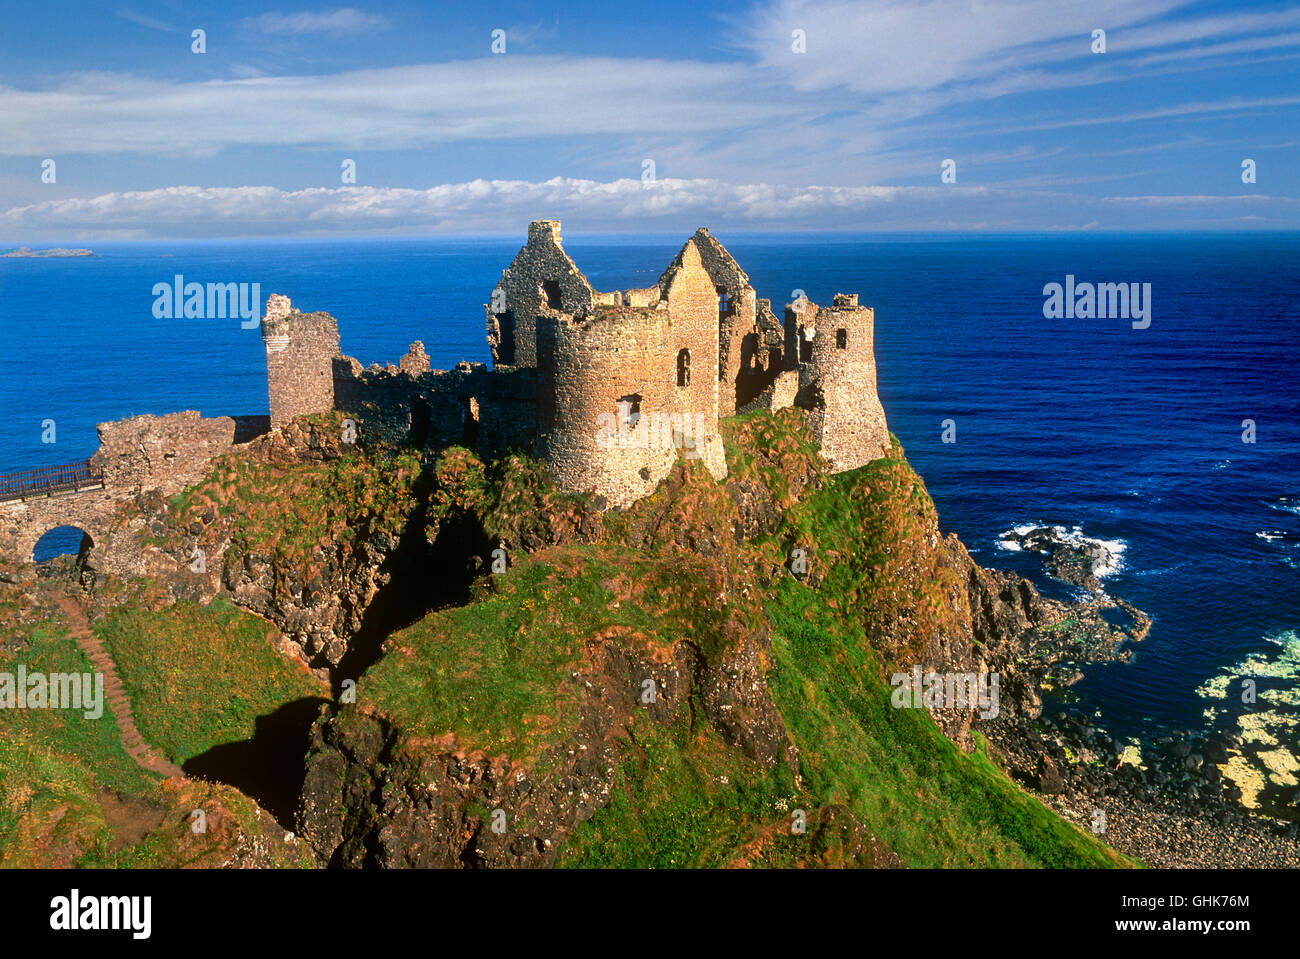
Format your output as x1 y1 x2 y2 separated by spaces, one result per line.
1 0 1297 238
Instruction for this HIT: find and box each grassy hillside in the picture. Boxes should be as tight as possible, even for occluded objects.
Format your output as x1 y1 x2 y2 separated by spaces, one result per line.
97 596 327 764
0 609 313 867
3 407 1135 868
341 412 1132 867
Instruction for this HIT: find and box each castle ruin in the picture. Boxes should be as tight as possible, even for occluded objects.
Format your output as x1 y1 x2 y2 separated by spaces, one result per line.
0 222 891 569
266 220 891 508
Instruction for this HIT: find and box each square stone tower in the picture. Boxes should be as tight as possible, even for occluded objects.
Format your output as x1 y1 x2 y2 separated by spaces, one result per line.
261 294 342 429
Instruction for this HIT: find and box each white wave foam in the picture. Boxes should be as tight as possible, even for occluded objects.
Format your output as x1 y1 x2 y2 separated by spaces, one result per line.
995 523 1128 578
1264 629 1299 649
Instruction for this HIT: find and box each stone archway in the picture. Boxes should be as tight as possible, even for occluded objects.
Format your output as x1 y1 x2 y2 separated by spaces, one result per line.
32 525 94 564
0 486 118 572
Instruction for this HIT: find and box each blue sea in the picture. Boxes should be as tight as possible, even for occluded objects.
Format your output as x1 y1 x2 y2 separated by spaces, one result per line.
1 233 1296 745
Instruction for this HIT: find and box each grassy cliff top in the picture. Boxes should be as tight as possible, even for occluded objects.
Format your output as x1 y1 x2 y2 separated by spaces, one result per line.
334 409 1131 868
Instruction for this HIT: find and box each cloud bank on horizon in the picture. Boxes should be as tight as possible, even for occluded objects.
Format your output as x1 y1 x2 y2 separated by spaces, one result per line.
1 0 1296 238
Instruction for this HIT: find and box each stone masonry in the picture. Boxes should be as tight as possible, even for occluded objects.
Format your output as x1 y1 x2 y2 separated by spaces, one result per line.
262 293 341 429
260 220 892 509
0 411 251 568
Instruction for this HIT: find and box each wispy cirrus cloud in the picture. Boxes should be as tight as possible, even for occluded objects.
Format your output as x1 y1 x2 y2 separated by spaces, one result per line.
240 8 390 36
3 0 1296 236
0 58 784 158
114 6 176 33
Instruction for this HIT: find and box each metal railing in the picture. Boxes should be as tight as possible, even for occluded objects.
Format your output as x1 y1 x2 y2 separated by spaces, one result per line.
0 460 104 502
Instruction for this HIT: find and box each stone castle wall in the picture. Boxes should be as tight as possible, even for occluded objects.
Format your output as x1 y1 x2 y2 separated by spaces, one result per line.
2 222 895 576
786 294 890 471
332 357 535 458
1 410 247 566
537 306 680 508
486 220 614 368
245 223 890 513
253 224 890 507
93 411 240 497
262 294 341 429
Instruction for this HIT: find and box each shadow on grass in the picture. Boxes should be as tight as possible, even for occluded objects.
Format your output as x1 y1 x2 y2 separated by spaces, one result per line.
183 696 329 829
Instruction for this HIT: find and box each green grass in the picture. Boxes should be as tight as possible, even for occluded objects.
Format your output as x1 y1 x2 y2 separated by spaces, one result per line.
558 720 797 868
0 623 151 798
164 439 421 580
764 575 1129 867
97 595 327 764
364 544 745 760
0 614 314 868
552 415 1131 868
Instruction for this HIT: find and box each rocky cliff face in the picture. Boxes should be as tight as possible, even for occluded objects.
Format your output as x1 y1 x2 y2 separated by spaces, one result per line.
298 600 792 867
111 415 427 679
291 409 1144 867
12 407 1157 868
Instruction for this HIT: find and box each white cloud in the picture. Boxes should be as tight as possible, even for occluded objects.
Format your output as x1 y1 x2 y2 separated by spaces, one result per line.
0 178 995 237
1100 194 1290 206
8 179 1295 239
732 0 1188 96
241 8 390 36
0 57 789 158
115 7 176 33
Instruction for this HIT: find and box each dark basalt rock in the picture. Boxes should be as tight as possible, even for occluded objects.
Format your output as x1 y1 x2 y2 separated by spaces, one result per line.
1036 754 1066 794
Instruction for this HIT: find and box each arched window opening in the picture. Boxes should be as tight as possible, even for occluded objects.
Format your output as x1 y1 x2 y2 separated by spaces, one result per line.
617 394 642 430
677 348 691 387
542 280 563 310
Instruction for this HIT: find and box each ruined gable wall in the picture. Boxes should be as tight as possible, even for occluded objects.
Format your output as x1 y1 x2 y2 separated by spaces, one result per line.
487 220 604 368
678 229 757 418
661 241 726 481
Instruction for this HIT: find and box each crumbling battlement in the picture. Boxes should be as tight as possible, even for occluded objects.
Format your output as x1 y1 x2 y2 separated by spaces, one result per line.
785 295 890 470
261 220 890 510
92 411 242 496
332 356 535 459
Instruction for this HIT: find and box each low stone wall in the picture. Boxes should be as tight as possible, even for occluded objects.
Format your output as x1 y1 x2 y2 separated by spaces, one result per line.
0 410 241 569
333 356 536 458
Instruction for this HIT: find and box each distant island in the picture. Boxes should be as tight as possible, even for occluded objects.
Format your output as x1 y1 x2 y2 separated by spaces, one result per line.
0 246 95 258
